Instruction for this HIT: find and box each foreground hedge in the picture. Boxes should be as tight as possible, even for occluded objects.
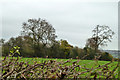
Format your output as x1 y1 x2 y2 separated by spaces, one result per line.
1 56 119 79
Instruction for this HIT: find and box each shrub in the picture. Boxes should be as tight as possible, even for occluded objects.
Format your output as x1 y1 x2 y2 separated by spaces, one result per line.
99 52 113 61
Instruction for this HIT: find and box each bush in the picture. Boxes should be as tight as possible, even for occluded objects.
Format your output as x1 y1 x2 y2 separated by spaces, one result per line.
99 52 113 61
113 58 120 61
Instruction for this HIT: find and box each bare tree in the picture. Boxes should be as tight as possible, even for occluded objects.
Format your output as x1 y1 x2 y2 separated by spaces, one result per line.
21 18 57 47
86 25 115 53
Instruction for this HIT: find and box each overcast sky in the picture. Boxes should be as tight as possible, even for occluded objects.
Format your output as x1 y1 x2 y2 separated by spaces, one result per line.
0 0 119 50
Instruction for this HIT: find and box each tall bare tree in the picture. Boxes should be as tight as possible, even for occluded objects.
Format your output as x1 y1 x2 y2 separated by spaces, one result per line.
21 18 57 47
86 25 115 53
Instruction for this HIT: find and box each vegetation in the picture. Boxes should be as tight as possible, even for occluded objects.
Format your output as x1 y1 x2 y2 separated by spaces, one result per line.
1 18 116 61
1 47 119 79
1 18 119 79
86 25 115 53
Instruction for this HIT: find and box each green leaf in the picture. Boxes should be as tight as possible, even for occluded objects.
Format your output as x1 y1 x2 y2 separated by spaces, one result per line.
10 51 14 53
14 46 17 49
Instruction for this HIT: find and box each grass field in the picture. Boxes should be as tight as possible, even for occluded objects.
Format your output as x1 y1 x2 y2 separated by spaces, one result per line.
18 57 118 65
4 57 118 70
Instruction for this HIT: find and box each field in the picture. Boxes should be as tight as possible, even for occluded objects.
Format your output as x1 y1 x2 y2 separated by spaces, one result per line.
2 57 119 79
19 57 118 66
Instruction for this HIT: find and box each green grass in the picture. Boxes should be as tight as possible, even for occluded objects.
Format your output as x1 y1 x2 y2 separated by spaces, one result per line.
4 57 118 66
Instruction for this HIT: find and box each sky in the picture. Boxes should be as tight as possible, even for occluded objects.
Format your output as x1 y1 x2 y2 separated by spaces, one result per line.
0 0 119 50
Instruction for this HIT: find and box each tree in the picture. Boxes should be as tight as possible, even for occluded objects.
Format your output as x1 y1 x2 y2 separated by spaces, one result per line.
21 18 57 57
86 25 115 53
49 41 61 58
0 39 5 56
21 18 57 47
0 39 5 44
60 40 73 58
83 47 96 60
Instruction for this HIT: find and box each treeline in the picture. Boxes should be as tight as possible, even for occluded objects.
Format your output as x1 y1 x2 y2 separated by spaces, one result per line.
1 18 115 61
1 37 113 61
